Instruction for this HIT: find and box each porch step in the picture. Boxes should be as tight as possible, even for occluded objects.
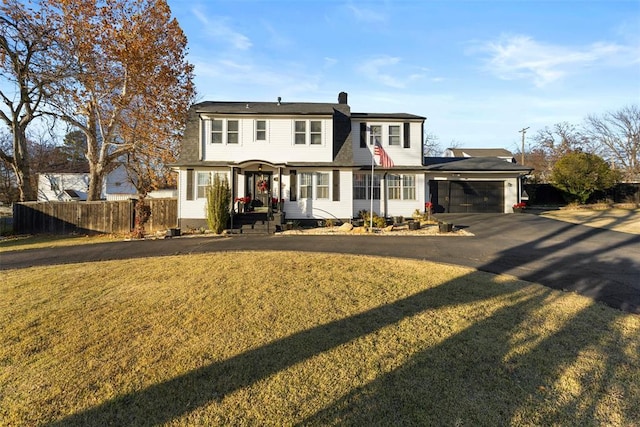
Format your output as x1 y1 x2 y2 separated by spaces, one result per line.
230 213 281 235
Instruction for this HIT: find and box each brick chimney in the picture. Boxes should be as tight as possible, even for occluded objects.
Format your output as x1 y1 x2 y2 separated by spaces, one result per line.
338 92 348 105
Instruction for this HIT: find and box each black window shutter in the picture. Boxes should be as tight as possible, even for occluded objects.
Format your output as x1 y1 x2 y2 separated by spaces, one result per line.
290 170 297 201
186 169 194 201
360 123 366 148
403 122 410 148
332 170 340 201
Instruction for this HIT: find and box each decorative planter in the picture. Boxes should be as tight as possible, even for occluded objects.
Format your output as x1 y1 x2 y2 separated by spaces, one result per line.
438 222 453 233
512 207 525 213
408 221 420 230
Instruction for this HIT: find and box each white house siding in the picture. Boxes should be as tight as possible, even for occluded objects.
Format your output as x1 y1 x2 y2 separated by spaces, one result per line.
352 121 423 167
200 116 335 164
177 168 231 225
37 173 90 201
280 168 353 220
104 164 137 198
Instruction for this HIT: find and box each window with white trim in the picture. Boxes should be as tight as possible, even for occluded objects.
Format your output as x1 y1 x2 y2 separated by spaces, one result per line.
209 119 241 144
299 172 312 198
353 173 380 200
197 171 227 199
256 120 266 141
294 120 323 145
369 125 381 146
211 119 223 144
403 175 416 199
295 121 306 145
310 121 322 145
316 172 329 199
389 125 400 146
227 120 238 144
386 174 415 200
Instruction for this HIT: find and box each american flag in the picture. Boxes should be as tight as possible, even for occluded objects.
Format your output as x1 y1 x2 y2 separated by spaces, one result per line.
374 142 394 168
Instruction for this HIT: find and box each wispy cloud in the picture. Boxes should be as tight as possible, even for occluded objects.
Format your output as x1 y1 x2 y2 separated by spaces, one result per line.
472 34 635 87
346 3 386 23
357 55 425 88
191 8 252 50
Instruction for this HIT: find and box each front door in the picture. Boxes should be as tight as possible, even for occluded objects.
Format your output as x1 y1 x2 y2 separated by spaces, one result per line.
246 172 272 209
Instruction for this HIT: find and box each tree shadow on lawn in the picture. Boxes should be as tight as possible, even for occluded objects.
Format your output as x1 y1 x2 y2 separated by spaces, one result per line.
299 282 637 426
48 216 639 425
49 270 536 426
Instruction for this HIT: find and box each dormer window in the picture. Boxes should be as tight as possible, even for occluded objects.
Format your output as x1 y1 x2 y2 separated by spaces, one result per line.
295 121 306 145
389 125 401 146
310 121 322 145
227 120 238 144
369 125 381 146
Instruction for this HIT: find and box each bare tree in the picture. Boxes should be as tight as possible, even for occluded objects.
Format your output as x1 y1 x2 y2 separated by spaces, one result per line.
583 105 640 182
45 0 195 200
423 132 442 157
530 122 590 182
0 0 58 201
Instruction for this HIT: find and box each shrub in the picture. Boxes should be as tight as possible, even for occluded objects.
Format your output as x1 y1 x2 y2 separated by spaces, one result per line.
551 152 620 204
206 175 231 234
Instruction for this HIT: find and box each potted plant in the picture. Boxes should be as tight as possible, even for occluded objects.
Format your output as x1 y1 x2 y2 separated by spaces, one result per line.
438 221 453 233
513 202 526 213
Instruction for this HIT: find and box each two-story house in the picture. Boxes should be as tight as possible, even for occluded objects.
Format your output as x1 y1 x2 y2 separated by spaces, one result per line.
173 92 531 229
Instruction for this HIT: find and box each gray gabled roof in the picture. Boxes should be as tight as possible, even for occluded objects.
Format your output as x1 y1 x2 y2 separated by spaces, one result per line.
424 157 532 172
195 101 348 116
352 112 426 121
447 148 514 158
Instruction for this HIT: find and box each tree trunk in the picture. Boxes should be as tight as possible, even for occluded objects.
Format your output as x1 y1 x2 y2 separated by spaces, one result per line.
12 125 36 201
87 164 103 201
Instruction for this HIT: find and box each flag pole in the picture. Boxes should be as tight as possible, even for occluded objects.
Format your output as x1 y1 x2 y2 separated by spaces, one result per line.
370 146 374 230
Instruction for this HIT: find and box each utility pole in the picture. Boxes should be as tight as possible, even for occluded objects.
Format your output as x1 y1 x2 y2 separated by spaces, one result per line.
519 127 530 165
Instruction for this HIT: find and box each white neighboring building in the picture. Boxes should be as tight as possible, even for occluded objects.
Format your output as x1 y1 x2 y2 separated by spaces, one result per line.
172 92 532 229
37 164 138 201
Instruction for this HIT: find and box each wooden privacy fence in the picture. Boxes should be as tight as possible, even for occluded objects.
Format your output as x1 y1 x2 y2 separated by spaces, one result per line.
13 199 178 234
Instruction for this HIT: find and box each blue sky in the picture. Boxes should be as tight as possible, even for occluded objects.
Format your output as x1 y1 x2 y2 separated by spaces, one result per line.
167 0 639 152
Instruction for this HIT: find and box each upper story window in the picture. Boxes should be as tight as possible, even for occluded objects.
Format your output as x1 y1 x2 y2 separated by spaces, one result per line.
310 121 322 145
208 119 241 145
294 120 323 145
389 125 401 146
227 120 238 144
256 120 266 141
369 125 381 146
211 119 223 144
295 121 306 145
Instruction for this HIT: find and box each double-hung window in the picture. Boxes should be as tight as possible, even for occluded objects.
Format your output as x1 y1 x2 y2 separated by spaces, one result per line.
389 125 401 146
210 119 239 144
387 174 402 199
316 173 329 199
197 171 227 198
294 120 323 145
310 121 322 145
353 173 380 200
256 120 266 141
227 120 238 144
370 125 381 146
211 119 223 144
386 174 415 200
299 173 313 198
295 121 306 145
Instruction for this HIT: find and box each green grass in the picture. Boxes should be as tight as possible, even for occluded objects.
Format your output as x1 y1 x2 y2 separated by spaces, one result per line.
1 252 638 426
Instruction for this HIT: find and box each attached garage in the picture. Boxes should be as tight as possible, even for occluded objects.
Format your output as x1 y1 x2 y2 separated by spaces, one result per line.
430 180 504 213
424 157 532 214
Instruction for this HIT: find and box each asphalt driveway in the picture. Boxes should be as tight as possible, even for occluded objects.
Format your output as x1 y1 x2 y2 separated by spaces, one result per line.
2 214 639 314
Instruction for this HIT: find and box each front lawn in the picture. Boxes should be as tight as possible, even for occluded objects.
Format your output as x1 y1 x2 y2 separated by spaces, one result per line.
1 252 638 425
